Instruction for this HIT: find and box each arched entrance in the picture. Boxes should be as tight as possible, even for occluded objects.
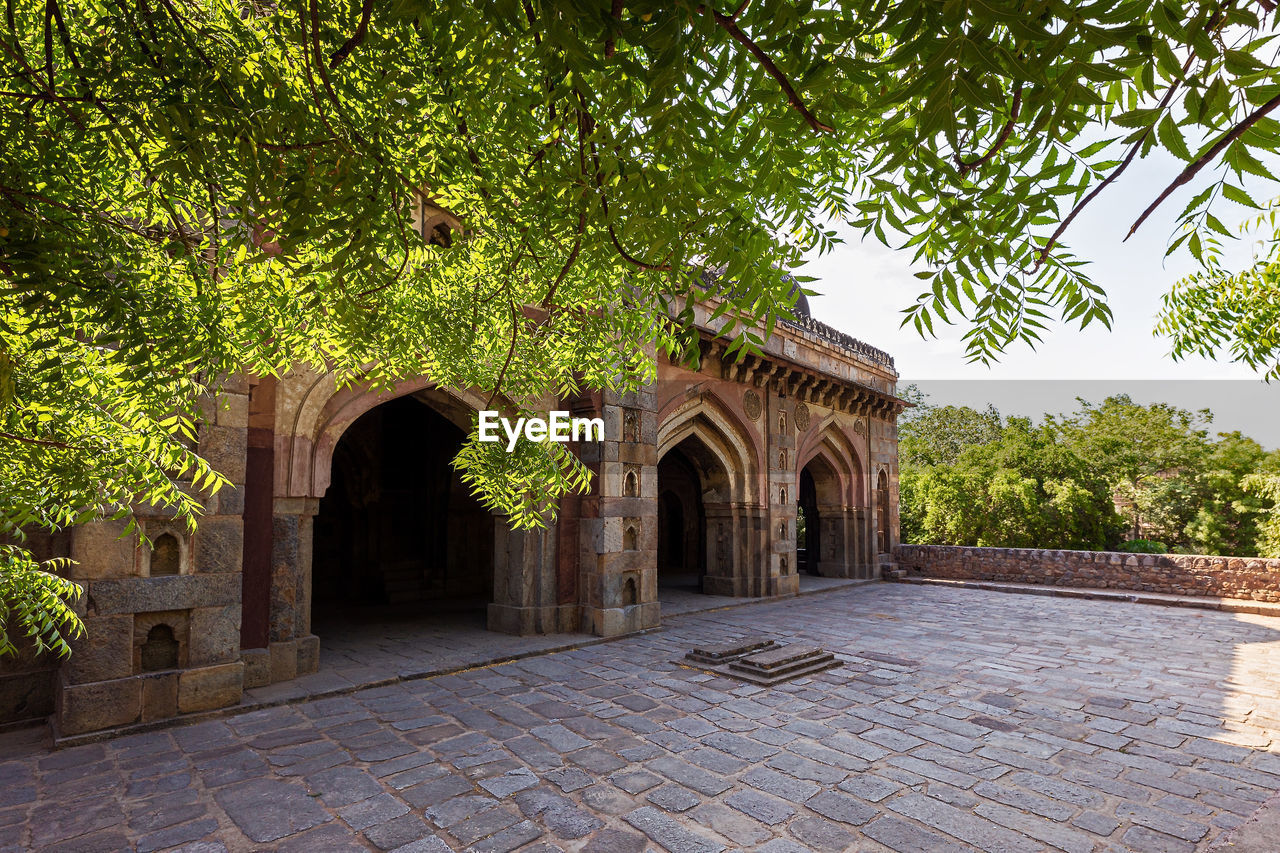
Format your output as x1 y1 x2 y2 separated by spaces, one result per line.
311 394 494 625
797 467 819 575
797 453 845 577
795 424 876 579
876 468 891 555
657 443 709 592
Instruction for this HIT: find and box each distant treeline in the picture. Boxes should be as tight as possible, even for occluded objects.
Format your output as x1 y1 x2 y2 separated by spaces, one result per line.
899 391 1280 558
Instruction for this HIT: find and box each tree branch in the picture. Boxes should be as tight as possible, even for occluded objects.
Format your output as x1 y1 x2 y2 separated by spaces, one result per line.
544 202 586 308
955 83 1023 175
329 0 373 68
604 0 623 58
0 431 72 449
486 298 520 409
1126 91 1280 239
1034 73 1188 268
703 6 834 134
576 97 675 272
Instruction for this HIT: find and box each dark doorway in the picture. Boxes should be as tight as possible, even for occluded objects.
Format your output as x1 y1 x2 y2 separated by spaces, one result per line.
657 444 706 593
312 395 494 623
877 469 891 554
797 466 821 575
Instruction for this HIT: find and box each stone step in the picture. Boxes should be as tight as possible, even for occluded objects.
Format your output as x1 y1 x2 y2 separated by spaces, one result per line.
732 644 825 672
725 656 843 686
730 649 836 679
685 637 778 665
682 640 843 686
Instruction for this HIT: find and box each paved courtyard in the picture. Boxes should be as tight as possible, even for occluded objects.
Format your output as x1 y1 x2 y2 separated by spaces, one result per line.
4 583 1280 852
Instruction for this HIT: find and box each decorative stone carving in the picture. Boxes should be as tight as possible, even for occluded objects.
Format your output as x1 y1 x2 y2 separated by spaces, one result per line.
852 417 867 436
622 408 640 442
794 402 811 431
742 389 762 420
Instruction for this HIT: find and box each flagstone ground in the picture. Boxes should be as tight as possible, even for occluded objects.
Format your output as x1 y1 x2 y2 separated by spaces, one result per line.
3 582 1280 852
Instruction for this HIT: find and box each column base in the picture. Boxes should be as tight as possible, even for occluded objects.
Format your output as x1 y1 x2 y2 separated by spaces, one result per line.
487 603 578 636
582 602 659 637
775 573 800 596
240 634 318 689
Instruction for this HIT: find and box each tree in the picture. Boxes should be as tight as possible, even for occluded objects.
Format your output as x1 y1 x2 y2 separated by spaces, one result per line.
1183 431 1272 555
898 397 1004 469
1242 448 1280 557
6 1 1280 653
901 406 1121 550
1246 471 1280 558
903 392 1279 556
1054 395 1211 542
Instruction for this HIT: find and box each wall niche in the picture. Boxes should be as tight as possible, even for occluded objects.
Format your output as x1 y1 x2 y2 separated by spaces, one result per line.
138 523 190 577
133 610 190 674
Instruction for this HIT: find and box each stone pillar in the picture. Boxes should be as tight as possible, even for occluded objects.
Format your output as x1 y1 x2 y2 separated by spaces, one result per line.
854 507 873 578
53 387 250 739
258 496 319 686
816 504 850 578
489 524 566 635
702 504 738 596
766 394 798 597
580 388 660 637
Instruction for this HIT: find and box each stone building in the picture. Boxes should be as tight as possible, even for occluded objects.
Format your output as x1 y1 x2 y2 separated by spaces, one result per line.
1 295 905 739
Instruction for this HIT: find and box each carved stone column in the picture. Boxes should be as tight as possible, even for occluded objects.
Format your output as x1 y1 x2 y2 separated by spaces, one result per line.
264 496 319 684
580 387 660 636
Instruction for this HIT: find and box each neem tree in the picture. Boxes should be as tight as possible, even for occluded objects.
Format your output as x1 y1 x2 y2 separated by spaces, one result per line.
2 0 1278 652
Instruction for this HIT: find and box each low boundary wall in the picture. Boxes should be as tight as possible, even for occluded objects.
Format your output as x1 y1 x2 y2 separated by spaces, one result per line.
893 544 1280 602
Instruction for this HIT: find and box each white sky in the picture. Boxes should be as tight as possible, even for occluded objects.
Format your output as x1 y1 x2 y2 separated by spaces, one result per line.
799 149 1280 448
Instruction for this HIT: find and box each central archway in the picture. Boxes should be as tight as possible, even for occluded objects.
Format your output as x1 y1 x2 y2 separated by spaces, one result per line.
311 394 494 625
656 437 727 593
655 394 766 597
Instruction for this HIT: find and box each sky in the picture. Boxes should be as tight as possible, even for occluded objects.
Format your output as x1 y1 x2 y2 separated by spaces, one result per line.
799 148 1280 449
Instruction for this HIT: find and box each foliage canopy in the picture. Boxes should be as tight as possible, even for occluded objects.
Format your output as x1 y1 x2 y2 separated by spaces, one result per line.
6 1 1280 651
900 392 1280 556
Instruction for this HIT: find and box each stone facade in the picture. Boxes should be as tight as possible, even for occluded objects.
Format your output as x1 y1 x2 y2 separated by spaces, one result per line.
2 301 905 737
894 544 1280 601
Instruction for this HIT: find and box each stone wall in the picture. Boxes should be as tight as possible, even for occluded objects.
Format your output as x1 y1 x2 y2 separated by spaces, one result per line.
893 544 1280 602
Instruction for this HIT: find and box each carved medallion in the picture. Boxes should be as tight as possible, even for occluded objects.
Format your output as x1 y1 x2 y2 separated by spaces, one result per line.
794 402 811 431
852 417 867 436
742 389 762 421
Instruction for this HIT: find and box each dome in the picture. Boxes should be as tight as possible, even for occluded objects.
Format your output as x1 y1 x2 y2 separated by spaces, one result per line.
787 277 811 318
698 266 812 318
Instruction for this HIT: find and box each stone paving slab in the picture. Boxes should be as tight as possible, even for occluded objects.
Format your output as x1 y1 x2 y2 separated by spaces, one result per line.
4 582 1280 851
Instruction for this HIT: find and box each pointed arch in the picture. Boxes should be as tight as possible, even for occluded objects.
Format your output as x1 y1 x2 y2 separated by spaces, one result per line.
657 392 760 504
656 391 765 597
274 367 496 499
797 419 865 507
